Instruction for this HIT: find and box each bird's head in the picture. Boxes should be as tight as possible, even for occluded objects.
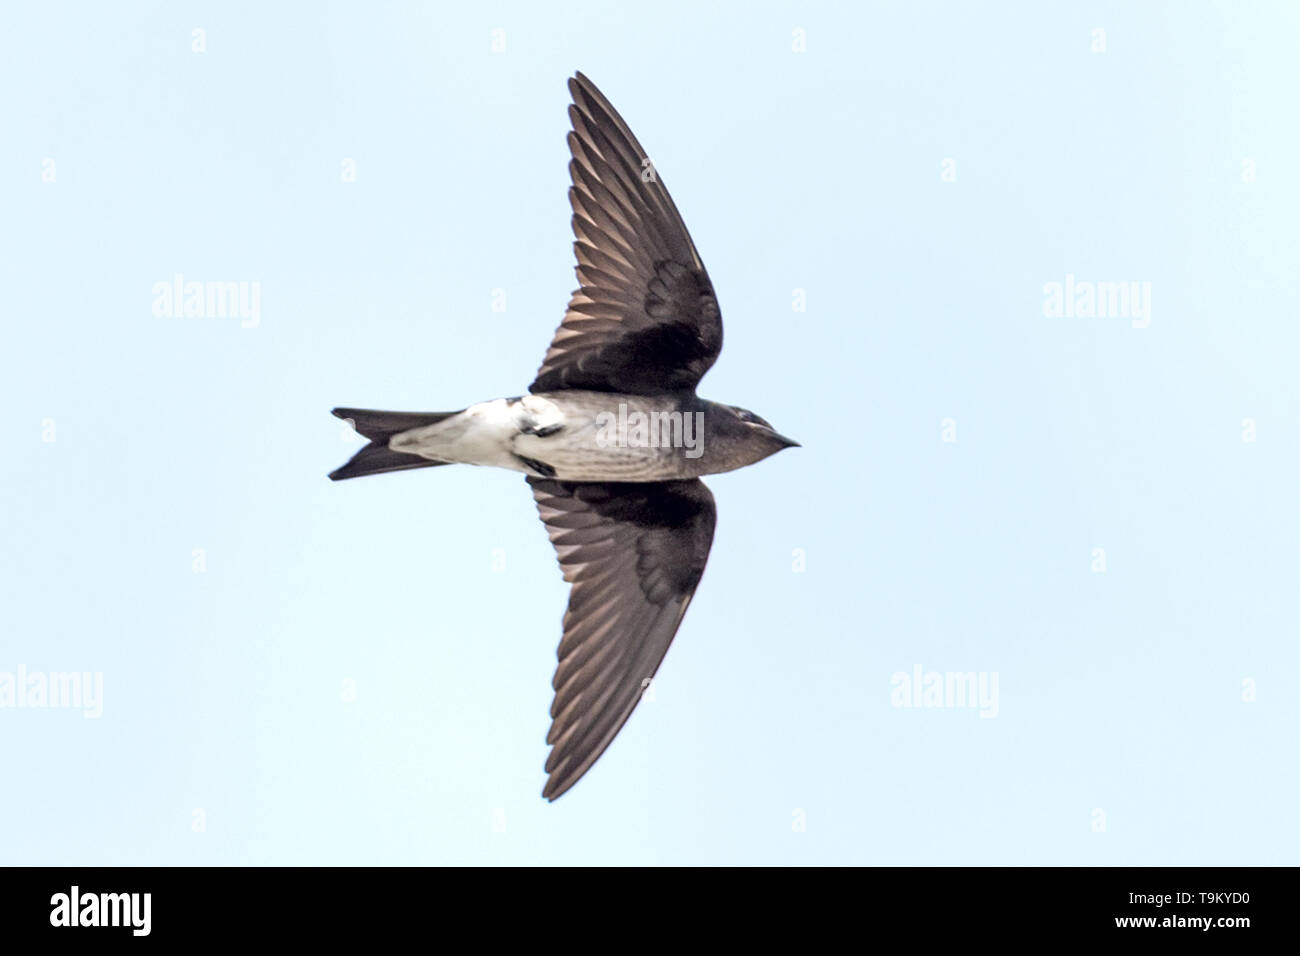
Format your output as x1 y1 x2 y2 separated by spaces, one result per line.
722 404 801 459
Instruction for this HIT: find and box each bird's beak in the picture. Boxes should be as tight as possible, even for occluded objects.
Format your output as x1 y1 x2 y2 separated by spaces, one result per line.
774 433 801 449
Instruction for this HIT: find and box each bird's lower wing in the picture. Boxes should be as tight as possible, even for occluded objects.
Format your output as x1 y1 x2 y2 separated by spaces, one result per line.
527 476 716 800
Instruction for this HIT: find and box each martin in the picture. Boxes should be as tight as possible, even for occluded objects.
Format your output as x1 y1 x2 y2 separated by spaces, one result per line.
330 73 798 799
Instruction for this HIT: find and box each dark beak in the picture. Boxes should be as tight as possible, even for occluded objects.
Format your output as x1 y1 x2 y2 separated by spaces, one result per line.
774 433 801 449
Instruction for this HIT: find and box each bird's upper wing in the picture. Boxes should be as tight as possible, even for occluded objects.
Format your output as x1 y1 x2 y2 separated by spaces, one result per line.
529 72 723 396
527 476 716 800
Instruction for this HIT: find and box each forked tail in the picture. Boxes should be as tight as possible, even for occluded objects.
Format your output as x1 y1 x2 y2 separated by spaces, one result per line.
328 407 460 481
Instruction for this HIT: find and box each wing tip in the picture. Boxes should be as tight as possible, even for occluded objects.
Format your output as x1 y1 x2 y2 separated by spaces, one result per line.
542 763 580 801
570 72 606 115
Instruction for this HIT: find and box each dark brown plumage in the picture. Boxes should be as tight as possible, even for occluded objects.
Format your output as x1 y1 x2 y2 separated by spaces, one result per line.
530 73 723 397
528 478 716 800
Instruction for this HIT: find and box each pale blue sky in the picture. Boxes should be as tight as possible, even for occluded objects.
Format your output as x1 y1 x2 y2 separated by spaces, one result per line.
1 1 1296 864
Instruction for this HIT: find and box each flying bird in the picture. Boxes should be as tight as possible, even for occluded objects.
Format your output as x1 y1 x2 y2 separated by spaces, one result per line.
330 72 798 800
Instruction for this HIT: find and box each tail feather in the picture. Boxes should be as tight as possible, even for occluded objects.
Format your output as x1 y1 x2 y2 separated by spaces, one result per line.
332 407 459 443
329 407 460 482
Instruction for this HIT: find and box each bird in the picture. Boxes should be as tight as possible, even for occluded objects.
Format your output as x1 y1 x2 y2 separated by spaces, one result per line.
329 72 798 800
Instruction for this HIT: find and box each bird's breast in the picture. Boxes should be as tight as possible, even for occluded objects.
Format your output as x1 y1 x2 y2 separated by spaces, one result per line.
516 392 706 481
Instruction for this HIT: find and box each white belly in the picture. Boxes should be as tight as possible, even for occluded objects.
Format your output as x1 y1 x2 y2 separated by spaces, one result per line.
388 397 533 471
387 393 690 481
